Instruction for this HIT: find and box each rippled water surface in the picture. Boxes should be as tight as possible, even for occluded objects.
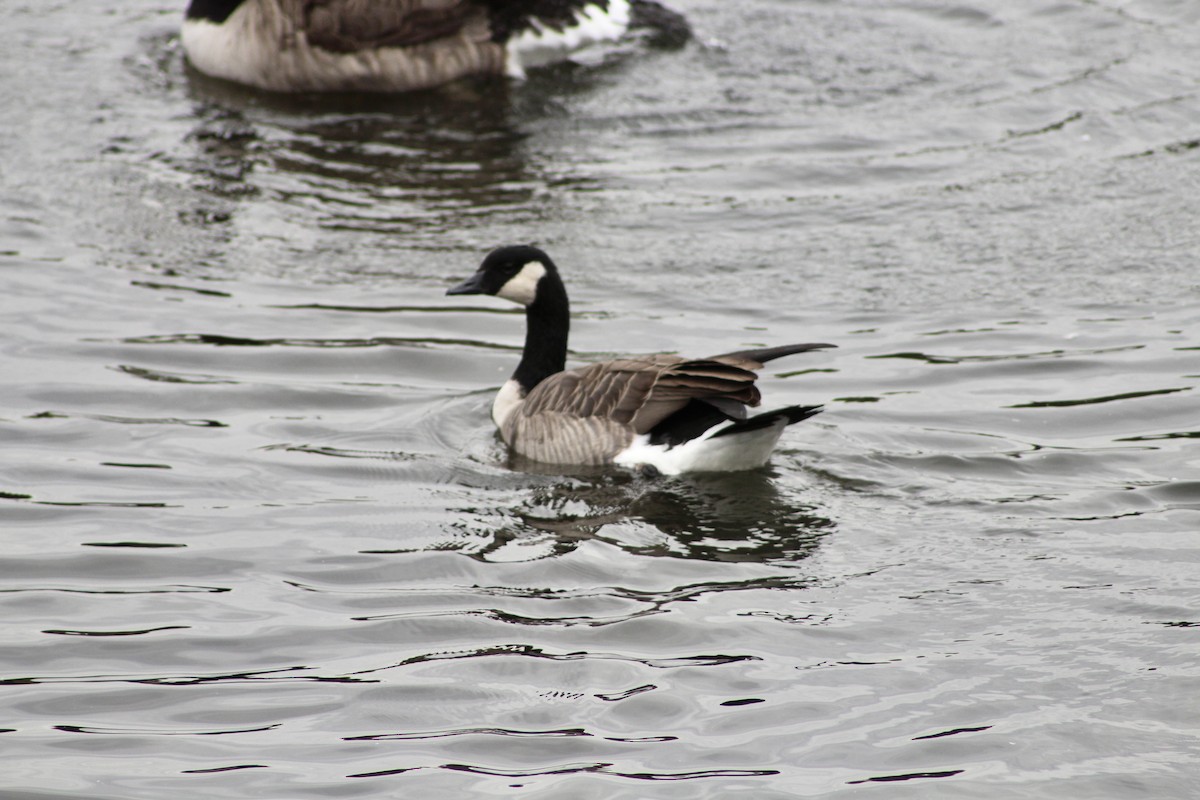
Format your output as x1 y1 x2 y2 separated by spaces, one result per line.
3 1 1199 797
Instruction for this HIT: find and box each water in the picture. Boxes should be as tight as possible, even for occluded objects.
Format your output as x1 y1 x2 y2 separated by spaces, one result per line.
2 0 1199 797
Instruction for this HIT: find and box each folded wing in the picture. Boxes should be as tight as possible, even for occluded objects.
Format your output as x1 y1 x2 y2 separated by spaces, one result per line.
294 0 483 52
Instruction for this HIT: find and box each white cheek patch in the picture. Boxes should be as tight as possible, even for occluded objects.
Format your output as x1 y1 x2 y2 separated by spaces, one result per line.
496 261 547 306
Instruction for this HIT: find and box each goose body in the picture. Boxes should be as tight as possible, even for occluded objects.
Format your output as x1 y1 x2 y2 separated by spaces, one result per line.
448 246 834 474
182 0 675 93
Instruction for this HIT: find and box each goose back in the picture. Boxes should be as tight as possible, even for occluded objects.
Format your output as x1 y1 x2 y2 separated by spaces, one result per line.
302 0 479 52
182 0 652 93
499 352 779 465
184 0 505 93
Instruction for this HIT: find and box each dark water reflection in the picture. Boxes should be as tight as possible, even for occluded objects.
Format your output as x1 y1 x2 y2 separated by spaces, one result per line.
179 56 601 258
452 469 833 563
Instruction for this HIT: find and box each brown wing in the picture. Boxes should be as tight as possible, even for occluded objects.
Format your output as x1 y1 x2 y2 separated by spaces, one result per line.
516 357 673 425
502 412 636 465
500 357 676 465
290 0 483 52
516 354 764 434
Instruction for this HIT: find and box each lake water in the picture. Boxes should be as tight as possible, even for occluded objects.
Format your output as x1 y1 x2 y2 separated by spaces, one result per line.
2 1 1199 797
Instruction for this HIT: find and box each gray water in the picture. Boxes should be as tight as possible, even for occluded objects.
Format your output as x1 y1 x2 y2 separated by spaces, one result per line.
2 1 1199 797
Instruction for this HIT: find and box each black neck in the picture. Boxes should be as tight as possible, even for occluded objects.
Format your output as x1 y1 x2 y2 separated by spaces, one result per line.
512 272 569 392
186 0 244 23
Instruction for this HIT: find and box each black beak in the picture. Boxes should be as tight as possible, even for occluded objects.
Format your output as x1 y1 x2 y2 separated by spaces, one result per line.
446 272 487 296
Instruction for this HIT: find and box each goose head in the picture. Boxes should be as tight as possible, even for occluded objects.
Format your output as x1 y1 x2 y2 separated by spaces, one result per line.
446 244 571 398
446 245 559 307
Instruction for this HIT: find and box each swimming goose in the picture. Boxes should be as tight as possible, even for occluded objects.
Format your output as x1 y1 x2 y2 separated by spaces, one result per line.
182 0 685 93
447 245 834 474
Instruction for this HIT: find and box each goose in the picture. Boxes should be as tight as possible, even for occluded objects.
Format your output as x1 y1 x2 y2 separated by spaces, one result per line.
182 0 687 93
447 245 835 474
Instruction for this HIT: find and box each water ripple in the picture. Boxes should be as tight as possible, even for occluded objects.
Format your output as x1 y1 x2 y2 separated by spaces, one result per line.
42 626 190 637
1008 386 1191 408
54 723 279 736
348 762 779 781
848 769 965 785
346 727 591 741
350 645 757 677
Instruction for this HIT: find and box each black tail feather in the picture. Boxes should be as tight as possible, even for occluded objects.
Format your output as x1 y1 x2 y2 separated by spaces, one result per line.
714 343 836 364
709 405 823 439
650 401 823 447
648 398 733 447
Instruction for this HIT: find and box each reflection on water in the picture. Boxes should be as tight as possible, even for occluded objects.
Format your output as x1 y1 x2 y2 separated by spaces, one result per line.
177 58 618 259
185 80 523 211
449 468 832 564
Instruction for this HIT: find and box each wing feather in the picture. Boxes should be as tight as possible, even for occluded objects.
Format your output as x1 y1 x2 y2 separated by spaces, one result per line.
502 411 635 465
293 0 483 52
516 358 669 423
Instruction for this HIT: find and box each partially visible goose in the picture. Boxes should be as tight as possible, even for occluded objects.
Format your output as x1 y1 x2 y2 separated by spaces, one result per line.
182 0 687 93
447 245 835 474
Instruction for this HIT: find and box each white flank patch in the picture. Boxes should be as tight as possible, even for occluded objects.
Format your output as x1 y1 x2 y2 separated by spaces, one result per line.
506 0 632 77
613 418 791 475
496 261 547 306
181 13 269 88
492 378 526 428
